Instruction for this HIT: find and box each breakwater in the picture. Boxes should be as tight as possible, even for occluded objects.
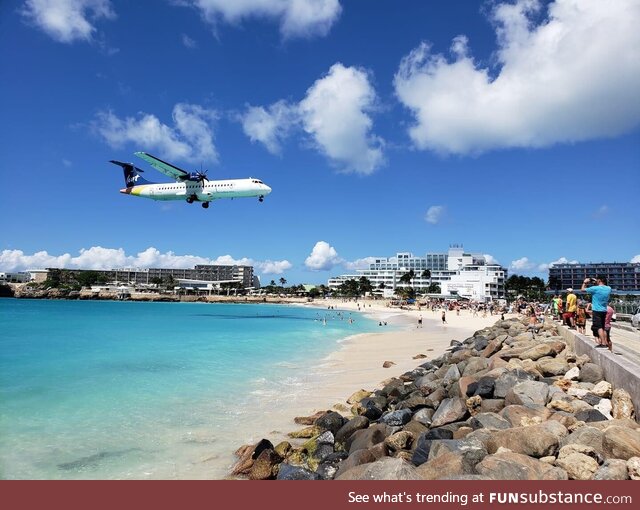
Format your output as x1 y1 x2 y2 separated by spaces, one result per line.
231 317 640 480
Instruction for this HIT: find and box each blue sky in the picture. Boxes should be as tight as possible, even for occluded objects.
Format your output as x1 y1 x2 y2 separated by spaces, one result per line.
1 0 639 284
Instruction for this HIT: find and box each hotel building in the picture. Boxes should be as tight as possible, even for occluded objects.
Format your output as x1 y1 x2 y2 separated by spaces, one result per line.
328 245 507 301
549 262 640 291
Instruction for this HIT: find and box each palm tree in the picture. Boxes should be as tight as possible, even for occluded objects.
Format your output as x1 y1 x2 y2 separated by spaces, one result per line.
421 269 432 292
279 277 287 287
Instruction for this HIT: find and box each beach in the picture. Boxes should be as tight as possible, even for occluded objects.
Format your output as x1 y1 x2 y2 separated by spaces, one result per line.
233 299 506 467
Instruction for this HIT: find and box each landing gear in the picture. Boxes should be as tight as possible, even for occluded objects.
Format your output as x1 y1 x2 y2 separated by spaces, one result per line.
258 195 264 202
202 202 209 209
186 196 194 204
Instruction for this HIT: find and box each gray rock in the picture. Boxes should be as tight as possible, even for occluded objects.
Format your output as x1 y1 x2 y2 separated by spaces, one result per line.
379 408 413 427
347 423 390 454
469 412 512 430
335 416 370 445
494 370 535 398
412 408 434 427
601 426 640 460
462 357 489 376
500 404 552 427
505 381 550 407
336 457 422 480
431 398 469 427
487 421 567 458
536 358 570 376
480 399 505 413
560 426 605 457
334 449 376 478
314 411 346 435
443 364 461 385
593 459 629 480
277 463 322 480
579 363 604 383
574 409 608 423
411 428 454 466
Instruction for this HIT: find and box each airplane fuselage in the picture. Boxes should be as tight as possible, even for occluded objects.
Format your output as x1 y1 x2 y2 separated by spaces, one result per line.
120 178 271 203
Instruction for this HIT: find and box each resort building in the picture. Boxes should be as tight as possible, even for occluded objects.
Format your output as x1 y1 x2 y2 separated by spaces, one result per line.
549 262 640 291
328 245 507 301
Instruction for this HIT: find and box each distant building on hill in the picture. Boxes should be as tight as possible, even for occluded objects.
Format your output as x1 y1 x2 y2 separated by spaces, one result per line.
44 264 257 290
328 245 507 301
549 262 640 291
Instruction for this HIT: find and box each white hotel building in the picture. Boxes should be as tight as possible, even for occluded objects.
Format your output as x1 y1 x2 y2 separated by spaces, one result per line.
328 246 507 301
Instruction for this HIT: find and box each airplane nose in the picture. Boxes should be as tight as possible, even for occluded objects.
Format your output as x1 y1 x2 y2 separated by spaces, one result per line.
264 184 272 194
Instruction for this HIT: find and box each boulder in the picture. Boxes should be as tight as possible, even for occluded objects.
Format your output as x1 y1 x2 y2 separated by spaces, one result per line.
412 408 434 427
379 408 413 427
487 421 568 458
469 412 512 430
560 426 605 457
480 399 505 413
276 463 322 480
314 411 346 434
593 459 629 480
505 381 550 407
231 438 274 475
384 431 414 452
334 449 376 479
555 452 599 480
627 457 640 480
411 428 454 466
335 416 369 446
563 367 580 380
611 388 635 420
248 448 281 480
500 405 552 427
416 447 484 480
579 363 604 383
494 370 535 398
431 398 469 427
347 389 371 404
476 451 568 480
591 381 612 398
347 424 391 454
574 409 608 423
519 343 556 361
536 358 570 376
336 457 422 480
467 377 495 398
601 426 640 460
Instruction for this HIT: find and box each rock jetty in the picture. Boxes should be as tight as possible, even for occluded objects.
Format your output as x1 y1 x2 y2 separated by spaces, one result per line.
231 317 640 480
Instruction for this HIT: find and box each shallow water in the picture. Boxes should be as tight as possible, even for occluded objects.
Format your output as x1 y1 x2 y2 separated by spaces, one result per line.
0 299 378 479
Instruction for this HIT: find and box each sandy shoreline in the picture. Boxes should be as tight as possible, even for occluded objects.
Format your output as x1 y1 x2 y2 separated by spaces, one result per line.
239 299 506 459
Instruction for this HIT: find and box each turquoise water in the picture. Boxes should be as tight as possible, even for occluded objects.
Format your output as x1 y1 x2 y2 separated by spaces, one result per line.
0 299 379 479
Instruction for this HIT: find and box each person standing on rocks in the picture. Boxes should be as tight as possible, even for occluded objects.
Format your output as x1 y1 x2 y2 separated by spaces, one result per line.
564 288 577 328
581 275 612 350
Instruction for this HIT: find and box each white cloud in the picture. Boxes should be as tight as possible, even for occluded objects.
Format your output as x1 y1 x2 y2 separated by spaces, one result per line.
394 0 640 155
484 254 499 265
0 247 291 275
304 241 342 271
424 205 444 224
342 257 376 271
510 257 535 271
240 101 298 154
92 103 219 164
537 256 579 271
299 63 384 174
182 34 198 48
21 0 115 43
632 255 640 264
187 0 342 38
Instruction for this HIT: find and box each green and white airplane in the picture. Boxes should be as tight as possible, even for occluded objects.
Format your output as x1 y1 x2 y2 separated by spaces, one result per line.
110 152 271 209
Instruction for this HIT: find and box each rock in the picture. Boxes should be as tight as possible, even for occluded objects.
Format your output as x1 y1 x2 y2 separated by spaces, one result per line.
611 388 635 420
380 408 413 427
336 457 422 480
230 438 274 475
294 410 326 425
443 364 461 384
347 424 391 455
500 405 552 427
594 459 629 480
412 408 434 427
248 448 281 480
334 449 376 478
382 361 396 368
563 367 580 380
505 381 550 407
519 343 556 361
476 451 568 480
314 411 346 434
487 421 568 458
416 447 485 480
480 399 505 413
431 398 469 427
536 358 570 376
601 426 640 460
353 397 386 420
594 399 613 419
555 452 599 480
411 428 454 466
494 370 535 398
462 357 489 376
277 463 322 480
347 389 371 404
288 425 322 438
560 427 605 457
548 400 575 413
482 336 507 358
579 363 604 383
591 381 612 398
574 409 608 423
335 416 369 446
467 376 495 398
384 431 414 452
469 412 512 430
627 457 640 480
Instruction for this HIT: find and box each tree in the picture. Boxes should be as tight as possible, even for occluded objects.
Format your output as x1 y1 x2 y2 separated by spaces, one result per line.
421 269 432 290
547 276 561 291
358 276 373 297
427 282 441 294
279 277 287 287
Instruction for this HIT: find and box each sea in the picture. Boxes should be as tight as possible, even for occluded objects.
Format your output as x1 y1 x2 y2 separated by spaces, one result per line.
0 298 381 479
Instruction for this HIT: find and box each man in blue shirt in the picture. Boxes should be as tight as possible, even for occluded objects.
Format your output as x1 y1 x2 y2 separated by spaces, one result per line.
581 275 612 350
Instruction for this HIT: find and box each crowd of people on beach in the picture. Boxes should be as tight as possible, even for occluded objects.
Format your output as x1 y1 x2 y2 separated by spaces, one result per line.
520 275 614 351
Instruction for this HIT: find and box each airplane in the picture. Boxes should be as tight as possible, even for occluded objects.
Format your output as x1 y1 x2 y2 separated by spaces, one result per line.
110 151 272 209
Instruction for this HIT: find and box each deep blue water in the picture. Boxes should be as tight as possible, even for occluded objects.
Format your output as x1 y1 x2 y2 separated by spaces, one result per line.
0 299 378 479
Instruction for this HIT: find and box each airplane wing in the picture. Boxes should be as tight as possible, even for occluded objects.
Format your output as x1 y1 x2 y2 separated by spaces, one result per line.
134 152 190 181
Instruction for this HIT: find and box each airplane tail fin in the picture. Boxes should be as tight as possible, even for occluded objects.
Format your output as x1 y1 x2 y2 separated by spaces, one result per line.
110 160 153 187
